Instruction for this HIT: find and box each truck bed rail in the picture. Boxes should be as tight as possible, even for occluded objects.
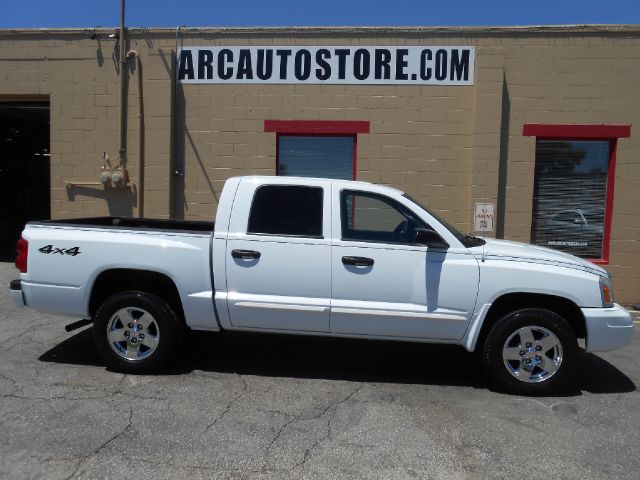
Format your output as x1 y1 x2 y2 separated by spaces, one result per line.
28 217 214 234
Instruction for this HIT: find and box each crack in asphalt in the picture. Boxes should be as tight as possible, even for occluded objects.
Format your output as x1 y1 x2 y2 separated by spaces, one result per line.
290 384 364 472
204 374 249 432
63 403 134 480
263 384 363 472
0 368 174 428
0 321 52 347
3 337 48 354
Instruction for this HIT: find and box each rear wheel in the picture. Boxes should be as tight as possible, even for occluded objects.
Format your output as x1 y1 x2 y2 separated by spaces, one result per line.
93 290 182 373
482 308 578 395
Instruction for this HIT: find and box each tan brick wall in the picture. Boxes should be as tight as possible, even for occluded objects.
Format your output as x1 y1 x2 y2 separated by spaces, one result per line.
0 26 639 302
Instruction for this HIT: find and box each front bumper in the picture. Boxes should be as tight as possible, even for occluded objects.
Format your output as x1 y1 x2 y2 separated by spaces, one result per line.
582 303 633 353
9 279 25 308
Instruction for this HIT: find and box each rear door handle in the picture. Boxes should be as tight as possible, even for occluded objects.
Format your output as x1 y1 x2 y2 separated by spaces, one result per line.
342 256 374 267
231 249 261 260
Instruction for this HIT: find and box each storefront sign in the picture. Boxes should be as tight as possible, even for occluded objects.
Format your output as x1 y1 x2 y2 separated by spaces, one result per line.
474 203 495 233
177 46 474 85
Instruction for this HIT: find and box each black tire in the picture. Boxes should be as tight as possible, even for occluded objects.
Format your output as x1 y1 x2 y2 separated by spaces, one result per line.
93 290 182 374
482 308 578 395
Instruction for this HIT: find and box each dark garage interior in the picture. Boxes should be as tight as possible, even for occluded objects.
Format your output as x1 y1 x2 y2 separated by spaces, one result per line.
0 101 50 260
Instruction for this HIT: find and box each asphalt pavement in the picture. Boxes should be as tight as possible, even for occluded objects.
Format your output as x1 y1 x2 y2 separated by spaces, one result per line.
1 261 639 479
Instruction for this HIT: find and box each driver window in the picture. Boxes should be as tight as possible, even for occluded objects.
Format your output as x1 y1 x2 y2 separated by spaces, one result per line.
341 190 427 244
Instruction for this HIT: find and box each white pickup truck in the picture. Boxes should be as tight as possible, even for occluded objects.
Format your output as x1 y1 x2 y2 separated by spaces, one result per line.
10 176 633 394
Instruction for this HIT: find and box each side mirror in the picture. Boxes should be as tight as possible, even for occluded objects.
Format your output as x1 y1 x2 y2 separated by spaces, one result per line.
414 228 449 249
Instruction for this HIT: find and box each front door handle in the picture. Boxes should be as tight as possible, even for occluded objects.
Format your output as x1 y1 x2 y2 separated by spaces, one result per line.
231 249 261 260
342 256 374 267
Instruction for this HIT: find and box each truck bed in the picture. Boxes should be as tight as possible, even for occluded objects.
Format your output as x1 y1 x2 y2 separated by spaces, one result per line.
28 217 214 234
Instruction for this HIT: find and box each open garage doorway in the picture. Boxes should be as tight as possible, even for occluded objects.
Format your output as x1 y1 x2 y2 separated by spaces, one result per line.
0 100 50 260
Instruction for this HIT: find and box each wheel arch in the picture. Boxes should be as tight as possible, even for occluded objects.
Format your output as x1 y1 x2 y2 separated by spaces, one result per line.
88 268 185 323
473 292 586 353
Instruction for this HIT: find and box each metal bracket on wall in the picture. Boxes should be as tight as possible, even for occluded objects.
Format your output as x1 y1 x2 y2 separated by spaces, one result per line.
65 181 134 190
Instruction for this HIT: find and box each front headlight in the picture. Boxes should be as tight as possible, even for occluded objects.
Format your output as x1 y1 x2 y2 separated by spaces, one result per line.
599 275 615 308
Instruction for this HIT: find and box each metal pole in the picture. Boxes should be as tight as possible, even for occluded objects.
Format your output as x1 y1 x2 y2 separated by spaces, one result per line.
135 53 145 217
118 0 127 167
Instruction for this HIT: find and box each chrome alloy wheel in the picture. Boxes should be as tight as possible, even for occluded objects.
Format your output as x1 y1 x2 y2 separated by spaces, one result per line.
106 307 160 361
502 325 563 383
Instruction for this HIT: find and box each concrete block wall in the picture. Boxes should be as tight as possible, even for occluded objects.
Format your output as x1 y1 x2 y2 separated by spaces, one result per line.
0 26 639 302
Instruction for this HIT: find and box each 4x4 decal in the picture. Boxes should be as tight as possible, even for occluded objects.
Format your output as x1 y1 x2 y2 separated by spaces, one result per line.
38 245 81 256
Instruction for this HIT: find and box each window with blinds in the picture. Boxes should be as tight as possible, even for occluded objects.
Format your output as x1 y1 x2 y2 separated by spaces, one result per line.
530 140 610 259
277 135 354 180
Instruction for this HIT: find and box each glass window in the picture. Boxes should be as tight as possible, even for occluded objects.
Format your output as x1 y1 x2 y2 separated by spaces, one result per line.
278 135 354 180
341 190 427 244
531 140 609 259
248 185 323 237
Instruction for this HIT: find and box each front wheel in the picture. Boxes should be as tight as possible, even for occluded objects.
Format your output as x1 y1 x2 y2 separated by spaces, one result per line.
93 290 182 374
481 308 578 395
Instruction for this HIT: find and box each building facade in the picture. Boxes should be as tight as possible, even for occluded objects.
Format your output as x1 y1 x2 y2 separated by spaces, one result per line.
0 25 638 302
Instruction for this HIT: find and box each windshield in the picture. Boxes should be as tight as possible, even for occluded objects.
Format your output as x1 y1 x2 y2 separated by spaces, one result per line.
402 193 485 247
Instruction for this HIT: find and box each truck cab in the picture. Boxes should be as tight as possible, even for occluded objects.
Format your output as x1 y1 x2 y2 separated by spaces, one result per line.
214 176 480 341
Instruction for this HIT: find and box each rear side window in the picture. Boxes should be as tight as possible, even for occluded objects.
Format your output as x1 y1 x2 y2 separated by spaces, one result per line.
247 185 323 237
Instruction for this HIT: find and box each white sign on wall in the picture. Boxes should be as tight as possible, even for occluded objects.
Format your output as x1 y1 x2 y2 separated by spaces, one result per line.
177 46 475 85
474 203 495 233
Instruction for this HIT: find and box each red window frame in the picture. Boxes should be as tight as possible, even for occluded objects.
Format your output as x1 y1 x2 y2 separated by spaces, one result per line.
523 124 631 264
264 120 370 181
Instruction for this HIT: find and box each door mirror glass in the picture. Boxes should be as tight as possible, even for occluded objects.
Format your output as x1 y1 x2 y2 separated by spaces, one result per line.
415 228 449 249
